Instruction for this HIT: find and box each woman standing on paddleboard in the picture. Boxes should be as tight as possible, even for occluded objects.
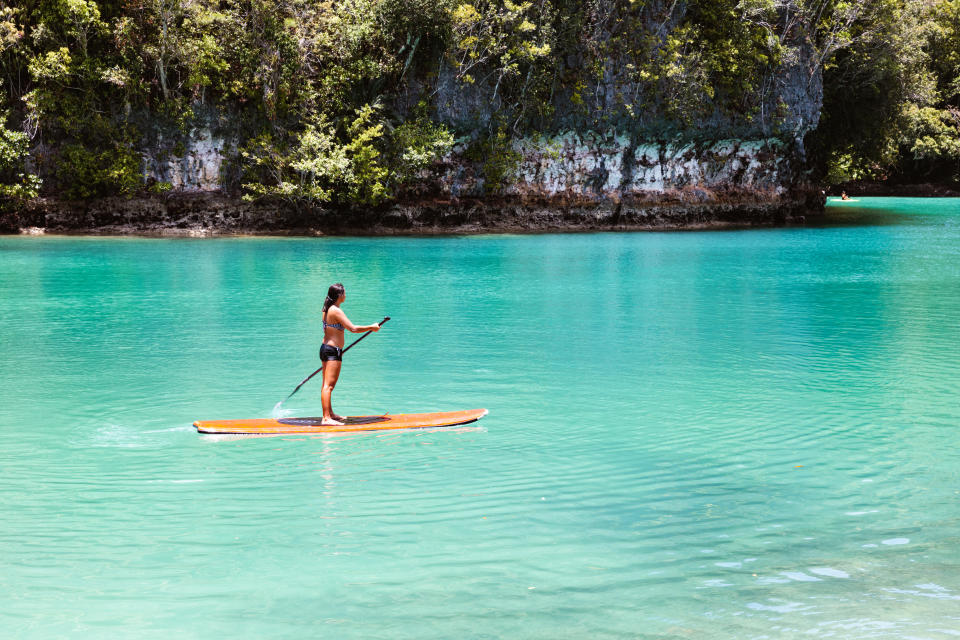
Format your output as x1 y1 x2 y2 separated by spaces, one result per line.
320 283 381 426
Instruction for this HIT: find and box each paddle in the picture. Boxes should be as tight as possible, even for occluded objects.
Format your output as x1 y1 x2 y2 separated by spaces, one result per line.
282 316 390 402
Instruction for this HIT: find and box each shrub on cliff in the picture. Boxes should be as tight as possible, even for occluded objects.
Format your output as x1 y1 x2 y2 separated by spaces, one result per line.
241 104 455 207
388 117 455 187
55 143 141 199
240 105 385 206
0 110 40 202
466 127 521 193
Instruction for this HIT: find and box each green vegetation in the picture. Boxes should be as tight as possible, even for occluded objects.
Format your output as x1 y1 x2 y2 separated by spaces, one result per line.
0 0 958 204
0 108 40 201
810 0 960 184
466 127 522 193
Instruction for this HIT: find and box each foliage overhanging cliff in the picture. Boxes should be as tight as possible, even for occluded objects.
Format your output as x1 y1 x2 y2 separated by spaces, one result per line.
1 0 957 212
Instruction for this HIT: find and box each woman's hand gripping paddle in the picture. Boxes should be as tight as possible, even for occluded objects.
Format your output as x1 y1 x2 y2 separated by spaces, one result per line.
282 317 390 403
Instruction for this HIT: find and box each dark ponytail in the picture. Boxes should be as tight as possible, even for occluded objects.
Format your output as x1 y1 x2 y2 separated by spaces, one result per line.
323 283 345 314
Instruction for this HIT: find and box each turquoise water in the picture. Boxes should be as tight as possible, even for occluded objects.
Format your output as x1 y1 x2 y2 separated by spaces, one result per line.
1 197 959 638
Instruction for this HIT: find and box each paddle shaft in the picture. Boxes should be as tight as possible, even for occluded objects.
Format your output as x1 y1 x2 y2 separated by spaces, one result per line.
342 316 390 354
284 317 390 401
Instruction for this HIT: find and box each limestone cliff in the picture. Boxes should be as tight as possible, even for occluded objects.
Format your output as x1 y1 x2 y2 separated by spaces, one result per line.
3 1 827 235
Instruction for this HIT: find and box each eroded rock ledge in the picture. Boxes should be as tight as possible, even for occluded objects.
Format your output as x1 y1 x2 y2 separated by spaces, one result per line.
2 187 824 236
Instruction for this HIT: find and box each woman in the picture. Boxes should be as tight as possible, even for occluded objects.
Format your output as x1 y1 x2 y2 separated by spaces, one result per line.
319 283 381 426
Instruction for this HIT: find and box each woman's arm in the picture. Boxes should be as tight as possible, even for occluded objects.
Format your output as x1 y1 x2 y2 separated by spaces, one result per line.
332 308 380 333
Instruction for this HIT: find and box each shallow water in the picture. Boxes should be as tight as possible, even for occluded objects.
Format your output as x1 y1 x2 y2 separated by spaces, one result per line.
1 197 959 638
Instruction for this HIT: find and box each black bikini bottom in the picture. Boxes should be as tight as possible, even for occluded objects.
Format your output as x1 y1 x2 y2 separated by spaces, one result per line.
319 344 343 362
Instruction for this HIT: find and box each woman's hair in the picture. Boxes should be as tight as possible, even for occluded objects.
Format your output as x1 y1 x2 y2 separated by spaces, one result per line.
323 283 345 313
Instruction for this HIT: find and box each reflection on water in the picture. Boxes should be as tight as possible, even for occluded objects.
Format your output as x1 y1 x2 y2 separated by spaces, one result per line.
1 197 959 638
813 196 960 227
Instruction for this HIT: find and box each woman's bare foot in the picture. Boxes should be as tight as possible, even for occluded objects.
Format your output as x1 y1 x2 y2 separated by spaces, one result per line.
332 413 347 422
320 417 344 426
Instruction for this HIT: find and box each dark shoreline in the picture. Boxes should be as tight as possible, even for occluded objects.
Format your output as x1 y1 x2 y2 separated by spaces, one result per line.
2 190 825 237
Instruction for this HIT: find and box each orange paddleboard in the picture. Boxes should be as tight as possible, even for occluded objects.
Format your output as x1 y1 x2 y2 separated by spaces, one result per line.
193 409 488 435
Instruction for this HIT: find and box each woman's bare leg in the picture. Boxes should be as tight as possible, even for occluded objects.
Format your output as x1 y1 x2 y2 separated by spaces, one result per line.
321 361 343 425
328 361 345 421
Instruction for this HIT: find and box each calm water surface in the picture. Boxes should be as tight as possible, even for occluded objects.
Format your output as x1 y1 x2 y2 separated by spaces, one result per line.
1 197 959 638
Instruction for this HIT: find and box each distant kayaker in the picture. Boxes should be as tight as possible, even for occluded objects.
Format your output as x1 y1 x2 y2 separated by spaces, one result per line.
320 283 381 426
841 191 850 200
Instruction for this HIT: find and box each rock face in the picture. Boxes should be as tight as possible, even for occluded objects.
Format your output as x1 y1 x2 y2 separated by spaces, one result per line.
493 135 795 200
3 128 823 235
4 130 822 235
142 126 230 192
4 126 821 235
136 127 804 201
